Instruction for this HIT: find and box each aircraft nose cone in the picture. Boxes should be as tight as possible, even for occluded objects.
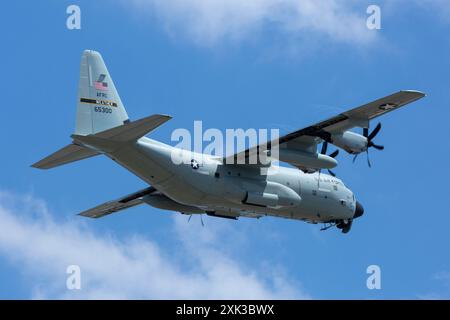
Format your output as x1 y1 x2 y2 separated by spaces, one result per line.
354 201 364 218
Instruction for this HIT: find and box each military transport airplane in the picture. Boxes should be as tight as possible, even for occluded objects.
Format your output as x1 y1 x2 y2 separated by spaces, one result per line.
32 50 425 233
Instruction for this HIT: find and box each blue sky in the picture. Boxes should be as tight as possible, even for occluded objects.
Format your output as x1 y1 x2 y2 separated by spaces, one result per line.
0 0 449 299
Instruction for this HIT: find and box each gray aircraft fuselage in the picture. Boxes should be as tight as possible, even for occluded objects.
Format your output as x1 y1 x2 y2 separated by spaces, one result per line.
107 137 359 223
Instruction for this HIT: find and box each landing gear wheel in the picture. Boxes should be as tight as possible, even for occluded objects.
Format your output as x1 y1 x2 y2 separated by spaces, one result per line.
341 220 353 234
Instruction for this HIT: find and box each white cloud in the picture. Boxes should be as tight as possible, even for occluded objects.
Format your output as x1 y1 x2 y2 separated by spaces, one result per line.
127 0 377 47
0 191 307 299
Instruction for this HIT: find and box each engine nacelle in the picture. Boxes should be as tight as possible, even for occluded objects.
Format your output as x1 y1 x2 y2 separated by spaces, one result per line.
331 131 367 154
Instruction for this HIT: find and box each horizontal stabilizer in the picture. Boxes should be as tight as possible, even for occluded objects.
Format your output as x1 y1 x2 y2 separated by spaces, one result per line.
79 186 157 218
31 144 100 169
72 114 172 149
96 114 171 141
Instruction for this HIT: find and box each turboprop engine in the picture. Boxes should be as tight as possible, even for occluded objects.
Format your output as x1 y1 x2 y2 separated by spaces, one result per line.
330 131 367 154
330 123 384 155
330 124 385 167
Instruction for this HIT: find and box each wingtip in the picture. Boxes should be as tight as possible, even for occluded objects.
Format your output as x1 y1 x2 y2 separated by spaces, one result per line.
77 212 99 219
30 162 47 169
402 89 426 97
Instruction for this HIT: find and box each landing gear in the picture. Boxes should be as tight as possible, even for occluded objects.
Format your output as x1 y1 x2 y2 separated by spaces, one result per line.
320 219 353 234
336 219 353 234
320 222 336 231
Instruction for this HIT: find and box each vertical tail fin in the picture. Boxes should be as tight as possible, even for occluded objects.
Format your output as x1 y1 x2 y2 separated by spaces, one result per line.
76 50 129 135
32 50 172 170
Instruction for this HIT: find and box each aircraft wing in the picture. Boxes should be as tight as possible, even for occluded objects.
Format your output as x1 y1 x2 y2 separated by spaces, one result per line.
224 90 425 166
78 186 157 218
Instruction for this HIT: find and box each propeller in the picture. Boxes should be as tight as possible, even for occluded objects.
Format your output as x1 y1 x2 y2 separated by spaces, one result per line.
353 122 385 167
365 122 384 150
320 141 339 177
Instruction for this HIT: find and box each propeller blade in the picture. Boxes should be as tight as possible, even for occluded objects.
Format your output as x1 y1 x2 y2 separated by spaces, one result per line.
353 154 358 163
327 169 336 177
371 143 384 150
366 150 372 168
188 215 192 222
321 141 328 155
363 128 369 138
329 149 339 158
368 122 382 141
